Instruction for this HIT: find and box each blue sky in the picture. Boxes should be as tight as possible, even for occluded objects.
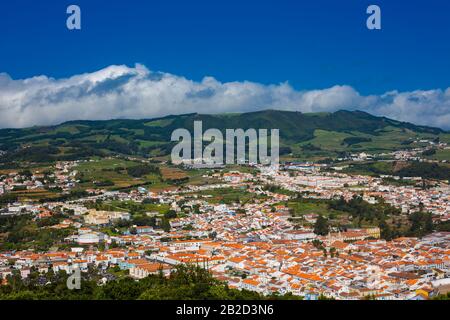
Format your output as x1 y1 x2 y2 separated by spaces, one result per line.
1 0 449 94
0 0 449 128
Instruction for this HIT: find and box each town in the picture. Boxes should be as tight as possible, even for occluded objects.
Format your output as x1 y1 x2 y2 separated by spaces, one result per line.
0 153 449 300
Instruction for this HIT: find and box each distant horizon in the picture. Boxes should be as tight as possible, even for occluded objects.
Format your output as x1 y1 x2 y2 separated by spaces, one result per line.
1 1 449 130
1 106 448 133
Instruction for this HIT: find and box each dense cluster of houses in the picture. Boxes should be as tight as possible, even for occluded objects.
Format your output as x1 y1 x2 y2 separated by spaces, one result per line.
0 161 449 300
0 162 77 196
263 169 450 222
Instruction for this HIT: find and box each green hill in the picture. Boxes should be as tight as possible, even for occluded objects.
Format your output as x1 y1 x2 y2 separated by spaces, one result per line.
0 110 447 163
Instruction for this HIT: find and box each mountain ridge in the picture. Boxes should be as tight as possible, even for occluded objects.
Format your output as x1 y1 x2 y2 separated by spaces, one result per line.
2 109 445 132
0 109 448 163
55 110 447 132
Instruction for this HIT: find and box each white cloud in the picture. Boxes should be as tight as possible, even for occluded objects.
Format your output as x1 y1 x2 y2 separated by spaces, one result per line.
0 63 449 129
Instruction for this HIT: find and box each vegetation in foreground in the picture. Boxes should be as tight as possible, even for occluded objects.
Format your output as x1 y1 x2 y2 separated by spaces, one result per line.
0 265 301 300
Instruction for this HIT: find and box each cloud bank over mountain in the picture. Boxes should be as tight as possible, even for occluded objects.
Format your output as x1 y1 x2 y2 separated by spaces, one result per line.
0 64 449 129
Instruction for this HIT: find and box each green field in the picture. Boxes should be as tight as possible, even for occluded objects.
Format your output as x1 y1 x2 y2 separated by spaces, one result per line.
300 129 353 150
189 187 266 205
144 118 174 127
343 161 394 176
287 199 346 217
440 133 450 144
427 149 450 161
12 189 61 201
298 127 439 155
107 200 171 215
76 158 163 190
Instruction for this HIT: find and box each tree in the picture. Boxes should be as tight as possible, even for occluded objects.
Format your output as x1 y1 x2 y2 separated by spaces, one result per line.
209 231 217 240
314 215 329 236
318 294 335 300
408 211 434 237
379 219 393 240
0 263 301 300
161 219 171 232
329 247 337 258
164 210 177 219
312 239 324 250
432 292 450 300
